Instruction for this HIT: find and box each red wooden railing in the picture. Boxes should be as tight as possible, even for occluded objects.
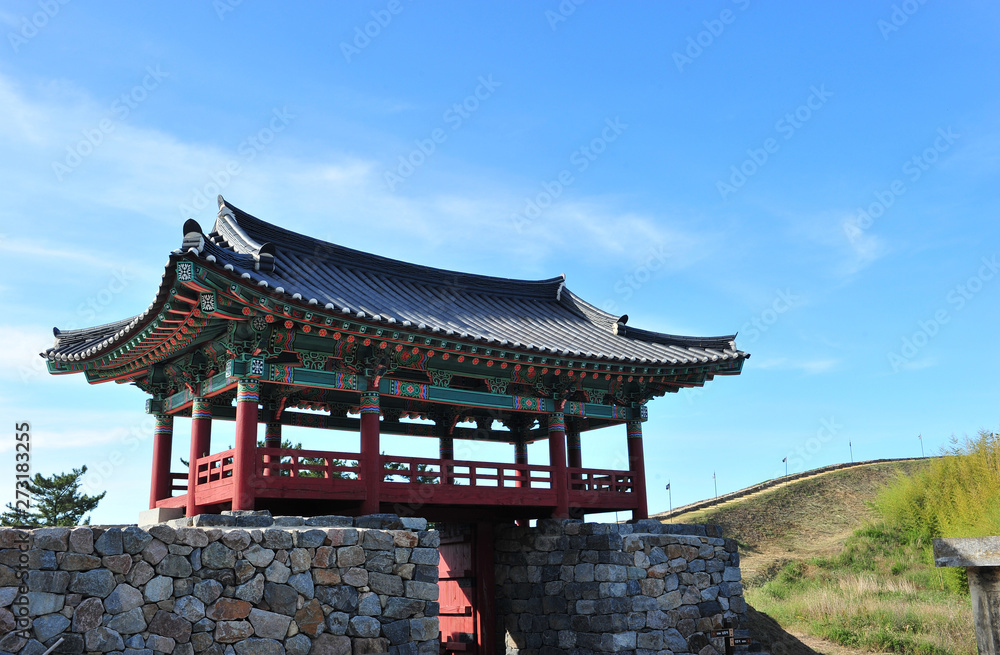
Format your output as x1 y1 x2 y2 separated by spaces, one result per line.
381 455 553 489
196 449 235 489
161 448 636 511
255 447 360 480
568 467 635 494
169 472 188 493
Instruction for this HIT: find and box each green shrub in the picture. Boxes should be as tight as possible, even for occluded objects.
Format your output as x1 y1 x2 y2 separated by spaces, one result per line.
876 430 1000 540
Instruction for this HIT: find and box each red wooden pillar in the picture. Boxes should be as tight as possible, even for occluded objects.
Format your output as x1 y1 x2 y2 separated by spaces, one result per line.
548 412 569 519
232 379 260 511
627 420 648 520
263 422 281 477
439 436 454 485
567 424 582 491
187 398 213 517
149 415 173 509
513 440 528 488
359 391 381 515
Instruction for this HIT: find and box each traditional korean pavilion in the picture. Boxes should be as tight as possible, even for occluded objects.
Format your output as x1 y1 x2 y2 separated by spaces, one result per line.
43 197 749 523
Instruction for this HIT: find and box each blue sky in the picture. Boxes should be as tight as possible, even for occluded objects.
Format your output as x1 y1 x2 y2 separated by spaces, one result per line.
1 1 998 524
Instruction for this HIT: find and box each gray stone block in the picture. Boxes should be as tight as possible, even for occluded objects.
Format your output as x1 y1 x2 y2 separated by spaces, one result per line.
201 542 236 569
399 517 427 531
409 617 438 641
193 579 223 605
69 569 116 598
33 613 70 642
26 570 69 594
384 618 410 644
285 633 311 655
383 597 423 620
354 514 403 530
326 611 349 635
405 580 438 601
261 529 293 550
107 606 147 634
369 572 404 596
33 528 70 552
295 529 327 548
409 548 438 566
304 515 353 528
85 625 125 651
315 585 358 613
247 608 291 639
143 576 173 603
347 615 381 638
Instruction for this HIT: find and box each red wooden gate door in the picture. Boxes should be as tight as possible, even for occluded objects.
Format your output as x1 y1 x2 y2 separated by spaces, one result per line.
437 523 495 655
439 527 476 652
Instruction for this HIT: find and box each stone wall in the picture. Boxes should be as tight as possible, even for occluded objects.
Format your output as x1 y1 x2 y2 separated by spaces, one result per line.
494 519 747 655
0 513 440 655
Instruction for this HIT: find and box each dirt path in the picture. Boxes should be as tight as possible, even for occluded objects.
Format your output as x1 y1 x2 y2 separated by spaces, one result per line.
789 631 883 655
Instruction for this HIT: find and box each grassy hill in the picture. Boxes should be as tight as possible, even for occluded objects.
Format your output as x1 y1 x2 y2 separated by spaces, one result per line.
667 460 928 582
660 460 977 655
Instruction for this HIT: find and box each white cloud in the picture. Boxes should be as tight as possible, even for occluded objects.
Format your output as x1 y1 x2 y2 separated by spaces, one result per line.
0 68 715 277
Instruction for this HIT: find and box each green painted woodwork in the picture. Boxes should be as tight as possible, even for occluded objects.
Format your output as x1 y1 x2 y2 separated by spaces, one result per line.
50 254 746 424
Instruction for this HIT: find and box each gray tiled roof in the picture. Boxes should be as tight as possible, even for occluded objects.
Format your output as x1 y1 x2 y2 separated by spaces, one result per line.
44 198 749 369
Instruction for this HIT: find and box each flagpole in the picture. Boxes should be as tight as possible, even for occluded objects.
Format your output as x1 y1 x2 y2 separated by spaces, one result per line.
713 471 717 498
849 440 853 463
667 481 672 513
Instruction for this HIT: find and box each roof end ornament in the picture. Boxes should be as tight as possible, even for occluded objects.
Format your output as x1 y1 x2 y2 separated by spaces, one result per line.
255 242 276 273
181 219 205 254
612 314 628 336
218 195 236 220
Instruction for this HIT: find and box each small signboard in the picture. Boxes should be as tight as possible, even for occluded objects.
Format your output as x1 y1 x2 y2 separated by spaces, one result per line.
730 637 752 647
710 630 734 639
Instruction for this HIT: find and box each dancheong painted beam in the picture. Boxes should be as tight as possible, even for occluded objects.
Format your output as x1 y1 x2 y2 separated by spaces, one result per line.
42 196 748 521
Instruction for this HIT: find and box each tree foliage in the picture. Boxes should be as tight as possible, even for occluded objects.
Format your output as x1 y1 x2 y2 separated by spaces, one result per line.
0 467 105 527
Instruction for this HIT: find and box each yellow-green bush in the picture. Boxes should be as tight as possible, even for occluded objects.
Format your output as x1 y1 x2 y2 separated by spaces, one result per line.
876 430 1000 541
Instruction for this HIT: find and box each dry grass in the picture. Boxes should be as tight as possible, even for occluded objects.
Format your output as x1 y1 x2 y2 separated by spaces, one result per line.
749 562 975 655
662 460 978 655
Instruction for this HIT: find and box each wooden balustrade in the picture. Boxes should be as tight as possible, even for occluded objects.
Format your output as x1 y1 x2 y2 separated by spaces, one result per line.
157 448 637 512
381 455 554 489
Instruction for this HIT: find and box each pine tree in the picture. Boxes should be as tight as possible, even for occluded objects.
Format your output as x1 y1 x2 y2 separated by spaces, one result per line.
0 467 105 527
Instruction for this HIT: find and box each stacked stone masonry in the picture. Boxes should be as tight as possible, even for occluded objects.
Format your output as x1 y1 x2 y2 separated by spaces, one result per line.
495 519 749 655
0 513 439 655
